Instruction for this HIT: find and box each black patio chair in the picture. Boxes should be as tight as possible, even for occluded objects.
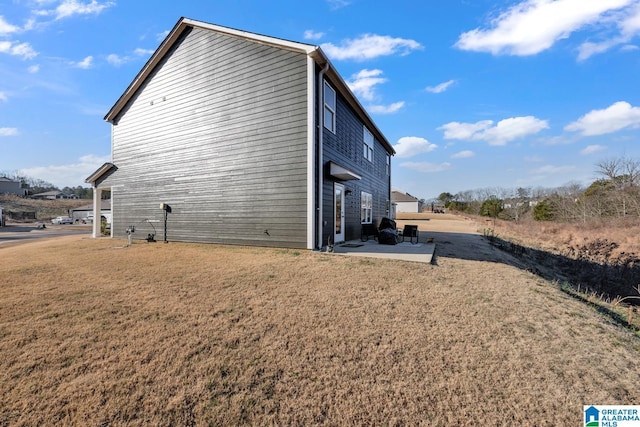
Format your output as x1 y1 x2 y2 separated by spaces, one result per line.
402 225 419 244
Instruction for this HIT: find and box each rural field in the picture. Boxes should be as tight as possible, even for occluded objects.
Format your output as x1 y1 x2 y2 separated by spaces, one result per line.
1 214 640 425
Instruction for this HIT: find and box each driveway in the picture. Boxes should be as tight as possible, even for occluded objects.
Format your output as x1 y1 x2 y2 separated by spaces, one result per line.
0 223 91 247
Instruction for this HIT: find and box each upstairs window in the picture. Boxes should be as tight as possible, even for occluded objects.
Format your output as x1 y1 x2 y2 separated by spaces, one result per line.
361 192 373 224
363 127 374 162
386 154 390 176
324 81 336 133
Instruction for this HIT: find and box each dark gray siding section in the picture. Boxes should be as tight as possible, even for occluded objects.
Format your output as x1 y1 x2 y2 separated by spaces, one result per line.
103 27 310 248
321 79 392 246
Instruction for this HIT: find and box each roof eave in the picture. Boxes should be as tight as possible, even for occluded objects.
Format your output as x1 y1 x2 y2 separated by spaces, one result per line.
85 162 117 185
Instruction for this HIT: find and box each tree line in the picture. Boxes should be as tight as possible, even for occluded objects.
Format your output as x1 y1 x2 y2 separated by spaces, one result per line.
434 155 640 222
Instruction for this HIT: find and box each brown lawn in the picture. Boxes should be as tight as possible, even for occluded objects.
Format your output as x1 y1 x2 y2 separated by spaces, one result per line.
1 215 639 425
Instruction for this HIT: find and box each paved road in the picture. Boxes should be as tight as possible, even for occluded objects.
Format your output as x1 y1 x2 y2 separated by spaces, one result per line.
0 223 91 247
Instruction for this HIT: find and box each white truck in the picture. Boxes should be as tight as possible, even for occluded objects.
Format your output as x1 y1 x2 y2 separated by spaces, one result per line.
82 213 112 224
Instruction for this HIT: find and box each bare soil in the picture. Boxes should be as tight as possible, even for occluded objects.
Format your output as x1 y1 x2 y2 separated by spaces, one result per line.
1 216 639 425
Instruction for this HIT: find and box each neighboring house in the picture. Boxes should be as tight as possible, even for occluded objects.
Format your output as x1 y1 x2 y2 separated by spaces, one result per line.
31 191 79 200
70 199 112 222
86 17 395 249
0 177 27 196
392 191 424 213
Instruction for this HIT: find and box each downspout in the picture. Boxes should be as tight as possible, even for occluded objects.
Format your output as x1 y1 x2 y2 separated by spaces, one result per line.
317 62 330 250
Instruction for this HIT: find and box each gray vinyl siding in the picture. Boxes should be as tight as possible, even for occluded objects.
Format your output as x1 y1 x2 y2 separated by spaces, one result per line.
321 79 392 245
103 27 310 248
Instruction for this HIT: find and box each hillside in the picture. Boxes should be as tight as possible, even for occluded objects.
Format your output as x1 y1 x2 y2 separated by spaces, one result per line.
0 194 90 222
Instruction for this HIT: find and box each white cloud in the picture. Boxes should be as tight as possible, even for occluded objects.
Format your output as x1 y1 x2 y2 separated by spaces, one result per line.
0 40 38 59
578 3 640 60
0 16 20 35
20 154 111 188
578 40 620 61
451 150 475 159
530 164 577 175
0 127 19 136
393 136 437 158
580 144 607 155
524 155 544 162
327 0 351 10
481 116 550 145
425 79 456 94
0 91 7 102
321 34 422 61
51 0 115 20
106 53 126 66
134 48 155 57
106 49 153 66
156 30 170 41
439 116 549 146
73 55 93 69
565 101 640 136
456 0 632 56
400 161 452 173
304 30 325 40
438 120 493 140
346 69 387 101
621 44 640 51
368 102 405 114
28 64 40 73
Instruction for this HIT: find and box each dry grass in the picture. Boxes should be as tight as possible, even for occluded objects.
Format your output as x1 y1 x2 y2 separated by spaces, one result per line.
490 215 640 257
0 194 89 221
1 235 640 425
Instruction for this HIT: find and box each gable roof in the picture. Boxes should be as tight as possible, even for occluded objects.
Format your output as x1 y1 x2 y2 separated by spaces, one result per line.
104 17 394 155
85 162 117 185
392 191 420 203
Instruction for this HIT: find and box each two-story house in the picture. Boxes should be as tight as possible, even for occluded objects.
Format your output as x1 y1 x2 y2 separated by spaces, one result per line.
86 17 395 250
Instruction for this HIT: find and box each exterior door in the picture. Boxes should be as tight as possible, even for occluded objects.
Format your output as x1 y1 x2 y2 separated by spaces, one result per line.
334 183 345 243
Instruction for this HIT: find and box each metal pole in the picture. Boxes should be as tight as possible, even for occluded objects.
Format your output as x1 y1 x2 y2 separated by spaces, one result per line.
163 210 168 243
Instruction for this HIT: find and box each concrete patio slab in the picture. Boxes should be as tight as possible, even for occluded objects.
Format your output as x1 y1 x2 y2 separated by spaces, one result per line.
331 238 435 263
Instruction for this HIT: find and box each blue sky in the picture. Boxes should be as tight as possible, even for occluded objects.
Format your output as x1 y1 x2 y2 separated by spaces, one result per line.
1 0 640 200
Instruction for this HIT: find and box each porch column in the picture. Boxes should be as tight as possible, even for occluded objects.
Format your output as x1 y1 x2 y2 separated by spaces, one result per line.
92 187 102 238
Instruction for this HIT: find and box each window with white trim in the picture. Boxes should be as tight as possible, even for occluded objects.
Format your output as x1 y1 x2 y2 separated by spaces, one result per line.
361 192 373 224
324 81 336 133
363 127 374 162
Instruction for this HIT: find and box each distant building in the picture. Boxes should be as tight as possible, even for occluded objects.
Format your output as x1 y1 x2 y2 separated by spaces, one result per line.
0 177 27 196
392 191 424 213
31 191 79 200
70 199 111 222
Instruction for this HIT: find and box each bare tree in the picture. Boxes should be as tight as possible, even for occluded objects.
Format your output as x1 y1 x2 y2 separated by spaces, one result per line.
595 155 640 217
